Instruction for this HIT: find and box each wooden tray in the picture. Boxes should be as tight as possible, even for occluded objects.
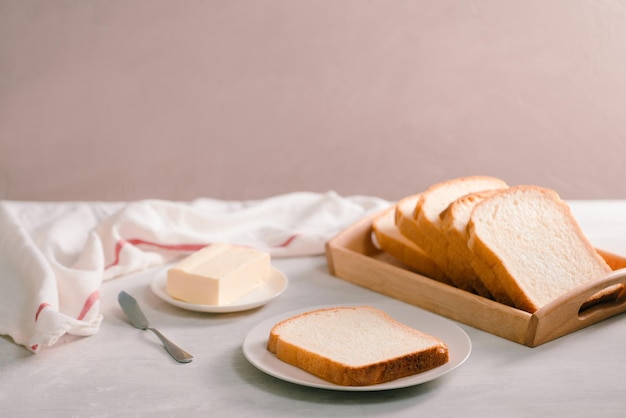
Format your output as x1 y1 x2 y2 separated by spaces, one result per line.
325 211 626 347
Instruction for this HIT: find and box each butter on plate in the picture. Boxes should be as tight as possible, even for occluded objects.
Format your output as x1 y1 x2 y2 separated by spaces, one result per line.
166 243 270 305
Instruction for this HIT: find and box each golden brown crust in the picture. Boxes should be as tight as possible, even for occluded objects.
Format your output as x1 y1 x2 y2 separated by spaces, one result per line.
394 195 455 286
410 176 508 291
394 194 423 245
269 338 448 386
267 307 449 386
373 207 448 281
468 185 614 312
445 235 493 297
440 190 504 298
467 237 519 308
467 186 557 311
372 179 619 314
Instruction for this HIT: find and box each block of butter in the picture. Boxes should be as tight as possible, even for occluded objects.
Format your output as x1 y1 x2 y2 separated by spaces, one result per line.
166 243 270 305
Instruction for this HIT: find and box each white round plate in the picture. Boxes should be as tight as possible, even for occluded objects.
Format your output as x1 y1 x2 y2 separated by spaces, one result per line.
150 266 288 313
242 302 471 391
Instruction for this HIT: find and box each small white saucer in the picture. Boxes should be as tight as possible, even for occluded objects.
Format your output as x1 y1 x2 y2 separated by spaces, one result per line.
150 266 288 313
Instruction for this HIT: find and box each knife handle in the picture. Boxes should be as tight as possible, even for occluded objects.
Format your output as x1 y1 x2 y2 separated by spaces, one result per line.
147 327 194 363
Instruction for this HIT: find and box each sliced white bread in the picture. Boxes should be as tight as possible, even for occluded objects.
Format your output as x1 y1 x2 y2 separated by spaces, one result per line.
468 185 613 312
394 194 422 246
440 191 500 299
267 306 449 386
394 194 454 285
372 206 448 282
410 176 508 290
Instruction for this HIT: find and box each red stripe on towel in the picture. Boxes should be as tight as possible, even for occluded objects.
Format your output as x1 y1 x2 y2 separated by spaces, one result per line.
276 234 298 248
105 239 208 269
30 291 99 352
32 303 51 350
77 290 100 320
35 303 51 321
106 234 300 270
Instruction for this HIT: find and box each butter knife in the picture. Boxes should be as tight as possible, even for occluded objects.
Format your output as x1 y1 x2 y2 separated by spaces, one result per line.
118 291 194 363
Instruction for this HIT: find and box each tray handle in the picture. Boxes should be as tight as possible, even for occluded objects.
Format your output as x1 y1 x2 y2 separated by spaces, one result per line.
530 268 626 346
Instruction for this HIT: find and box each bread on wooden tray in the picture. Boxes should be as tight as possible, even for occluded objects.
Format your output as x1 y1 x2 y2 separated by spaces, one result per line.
266 306 449 386
394 194 454 285
377 176 620 313
440 190 501 300
467 185 614 312
410 176 508 292
372 206 447 281
394 194 423 248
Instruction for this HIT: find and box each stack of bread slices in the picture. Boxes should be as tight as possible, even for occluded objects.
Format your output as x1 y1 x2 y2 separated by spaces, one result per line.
372 175 617 313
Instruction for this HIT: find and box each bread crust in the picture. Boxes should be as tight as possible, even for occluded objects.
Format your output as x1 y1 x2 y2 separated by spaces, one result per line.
440 191 501 299
468 185 613 312
410 176 508 291
373 178 619 314
394 194 455 285
373 206 447 281
394 194 423 245
267 306 449 386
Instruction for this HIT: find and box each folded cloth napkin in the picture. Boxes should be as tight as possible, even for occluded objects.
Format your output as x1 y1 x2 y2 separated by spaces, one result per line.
0 191 390 353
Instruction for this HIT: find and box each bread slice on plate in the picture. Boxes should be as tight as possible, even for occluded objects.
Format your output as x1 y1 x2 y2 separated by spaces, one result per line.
468 185 614 313
372 206 448 282
410 176 509 291
267 306 449 386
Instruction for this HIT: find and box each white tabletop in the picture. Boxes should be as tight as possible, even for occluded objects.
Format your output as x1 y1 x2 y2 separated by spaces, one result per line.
2 200 626 417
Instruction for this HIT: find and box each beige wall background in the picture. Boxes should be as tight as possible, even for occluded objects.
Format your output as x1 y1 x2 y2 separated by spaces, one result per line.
1 0 626 202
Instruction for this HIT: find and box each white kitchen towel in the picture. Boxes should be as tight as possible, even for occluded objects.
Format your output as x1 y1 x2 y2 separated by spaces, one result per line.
0 191 390 353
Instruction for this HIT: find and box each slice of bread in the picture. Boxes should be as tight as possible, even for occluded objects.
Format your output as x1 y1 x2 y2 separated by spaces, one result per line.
267 306 449 386
440 191 499 299
468 185 613 312
372 206 448 282
395 193 455 286
394 194 422 246
410 176 508 290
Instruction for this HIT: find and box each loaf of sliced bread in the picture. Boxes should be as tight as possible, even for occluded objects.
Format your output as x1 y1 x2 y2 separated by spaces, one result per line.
410 176 508 291
372 206 447 282
468 185 613 312
267 306 449 386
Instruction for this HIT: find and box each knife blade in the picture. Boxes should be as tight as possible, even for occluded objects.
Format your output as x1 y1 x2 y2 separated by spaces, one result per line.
118 291 193 363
